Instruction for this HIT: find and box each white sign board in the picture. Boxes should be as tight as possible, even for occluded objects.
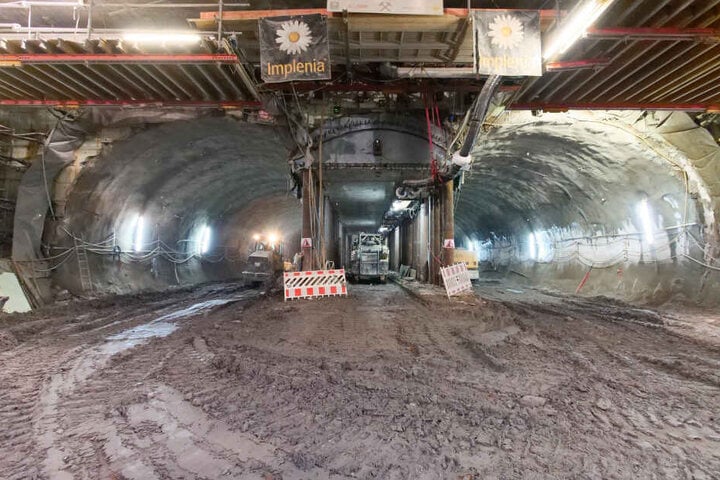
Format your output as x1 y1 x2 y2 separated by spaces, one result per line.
0 272 32 313
440 263 473 298
443 238 455 249
473 10 542 76
327 0 443 16
301 237 313 248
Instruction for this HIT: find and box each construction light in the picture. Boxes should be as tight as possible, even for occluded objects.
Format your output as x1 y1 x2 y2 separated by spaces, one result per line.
133 215 144 252
528 232 537 261
252 233 260 241
637 198 654 245
268 233 278 246
542 0 617 60
200 225 211 254
122 32 202 46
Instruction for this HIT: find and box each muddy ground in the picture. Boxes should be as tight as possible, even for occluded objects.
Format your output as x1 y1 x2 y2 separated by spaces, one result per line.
1 279 719 480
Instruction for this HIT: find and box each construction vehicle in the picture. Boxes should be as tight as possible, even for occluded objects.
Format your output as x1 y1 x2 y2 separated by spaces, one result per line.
349 232 389 282
453 248 479 281
242 233 284 285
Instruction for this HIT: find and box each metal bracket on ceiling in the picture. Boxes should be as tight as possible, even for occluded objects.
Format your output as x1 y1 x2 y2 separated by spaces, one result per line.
220 38 260 102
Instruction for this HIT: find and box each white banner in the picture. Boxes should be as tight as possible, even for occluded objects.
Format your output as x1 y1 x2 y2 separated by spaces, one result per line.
473 10 542 77
327 0 443 16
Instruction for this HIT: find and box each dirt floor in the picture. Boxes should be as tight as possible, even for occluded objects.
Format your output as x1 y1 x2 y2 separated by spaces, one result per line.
1 279 719 480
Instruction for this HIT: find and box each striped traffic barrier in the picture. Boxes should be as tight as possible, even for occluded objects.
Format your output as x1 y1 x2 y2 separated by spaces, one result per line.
440 263 473 298
284 269 348 301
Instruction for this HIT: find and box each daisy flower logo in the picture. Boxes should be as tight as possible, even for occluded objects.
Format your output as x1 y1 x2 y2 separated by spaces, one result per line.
275 20 313 55
487 14 524 50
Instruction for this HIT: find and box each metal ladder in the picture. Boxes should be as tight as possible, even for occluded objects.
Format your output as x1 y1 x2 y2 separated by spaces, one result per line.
74 237 94 294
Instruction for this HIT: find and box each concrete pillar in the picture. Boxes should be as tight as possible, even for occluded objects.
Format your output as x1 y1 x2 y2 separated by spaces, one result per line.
416 201 429 282
322 195 334 268
301 168 313 271
431 192 442 284
405 218 414 269
391 226 401 271
337 221 344 268
442 179 455 266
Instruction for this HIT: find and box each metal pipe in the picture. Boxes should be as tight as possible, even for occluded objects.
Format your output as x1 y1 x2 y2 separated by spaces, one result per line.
216 0 223 42
459 75 501 157
220 38 260 101
86 0 92 39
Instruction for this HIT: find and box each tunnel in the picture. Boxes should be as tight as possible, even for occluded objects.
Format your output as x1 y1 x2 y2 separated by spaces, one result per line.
1 1 720 479
12 108 716 306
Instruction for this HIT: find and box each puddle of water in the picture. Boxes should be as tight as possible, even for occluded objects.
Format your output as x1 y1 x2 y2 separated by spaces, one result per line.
100 292 256 355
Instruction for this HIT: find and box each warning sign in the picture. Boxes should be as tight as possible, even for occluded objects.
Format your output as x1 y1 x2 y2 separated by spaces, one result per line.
443 239 455 249
301 237 313 248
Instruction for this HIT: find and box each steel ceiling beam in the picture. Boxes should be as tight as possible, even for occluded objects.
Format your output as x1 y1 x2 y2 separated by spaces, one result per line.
508 102 715 112
0 54 238 64
0 99 262 107
585 27 720 41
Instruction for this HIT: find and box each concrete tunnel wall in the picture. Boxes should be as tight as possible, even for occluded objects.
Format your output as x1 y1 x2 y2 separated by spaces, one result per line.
449 110 720 306
47 116 301 296
21 108 720 306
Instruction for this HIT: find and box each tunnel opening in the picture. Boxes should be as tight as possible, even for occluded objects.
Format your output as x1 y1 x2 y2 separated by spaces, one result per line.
2 107 715 307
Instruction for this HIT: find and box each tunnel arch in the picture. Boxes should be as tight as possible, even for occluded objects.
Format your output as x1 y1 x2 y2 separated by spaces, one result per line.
453 110 720 305
47 115 298 295
18 108 719 305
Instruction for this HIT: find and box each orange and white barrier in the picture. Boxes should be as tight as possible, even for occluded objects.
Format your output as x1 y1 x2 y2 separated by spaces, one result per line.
284 269 348 301
440 263 473 298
